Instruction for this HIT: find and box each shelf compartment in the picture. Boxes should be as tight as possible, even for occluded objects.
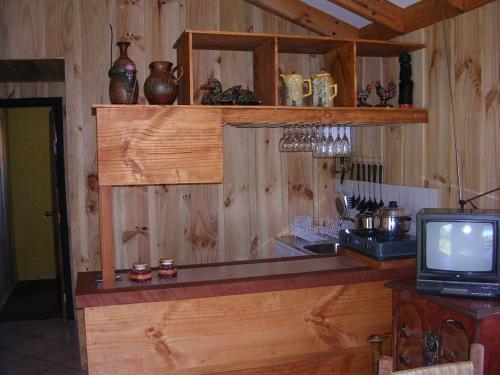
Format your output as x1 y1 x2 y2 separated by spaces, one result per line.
95 105 223 186
175 30 425 110
176 30 278 105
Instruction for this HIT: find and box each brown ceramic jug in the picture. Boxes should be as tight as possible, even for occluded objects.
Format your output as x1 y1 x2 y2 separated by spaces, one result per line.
144 61 183 104
108 41 139 104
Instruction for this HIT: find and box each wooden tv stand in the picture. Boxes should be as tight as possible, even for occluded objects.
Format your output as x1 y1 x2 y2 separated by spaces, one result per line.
386 279 500 375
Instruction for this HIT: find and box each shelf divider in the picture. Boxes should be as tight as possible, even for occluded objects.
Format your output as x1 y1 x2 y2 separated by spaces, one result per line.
253 38 279 106
325 42 356 107
176 32 193 105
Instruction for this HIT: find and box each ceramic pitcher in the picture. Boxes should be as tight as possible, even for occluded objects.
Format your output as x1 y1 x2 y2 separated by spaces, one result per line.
312 69 338 107
280 73 312 106
144 61 183 105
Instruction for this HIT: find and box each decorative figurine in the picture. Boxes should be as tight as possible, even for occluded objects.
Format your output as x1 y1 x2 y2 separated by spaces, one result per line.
200 78 261 105
398 52 414 108
357 83 373 107
375 80 397 107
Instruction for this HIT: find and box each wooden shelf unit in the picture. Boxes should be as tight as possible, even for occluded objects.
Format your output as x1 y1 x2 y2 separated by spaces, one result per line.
174 29 427 122
94 31 427 288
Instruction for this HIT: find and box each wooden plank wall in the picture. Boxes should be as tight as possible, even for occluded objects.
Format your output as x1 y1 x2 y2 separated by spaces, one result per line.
0 0 498 286
355 2 499 209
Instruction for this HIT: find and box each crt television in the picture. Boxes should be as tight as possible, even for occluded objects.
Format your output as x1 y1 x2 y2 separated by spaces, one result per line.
416 208 500 298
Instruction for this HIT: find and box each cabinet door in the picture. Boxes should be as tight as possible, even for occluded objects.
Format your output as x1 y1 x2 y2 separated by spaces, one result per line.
395 302 425 370
438 320 470 364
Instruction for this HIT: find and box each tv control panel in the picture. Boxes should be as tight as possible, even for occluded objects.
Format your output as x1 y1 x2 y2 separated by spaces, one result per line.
417 280 500 298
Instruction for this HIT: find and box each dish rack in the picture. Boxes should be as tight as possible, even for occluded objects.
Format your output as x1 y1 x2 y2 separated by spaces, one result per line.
292 216 341 243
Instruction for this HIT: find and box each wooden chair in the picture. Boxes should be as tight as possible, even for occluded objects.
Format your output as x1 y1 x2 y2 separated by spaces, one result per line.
378 343 484 375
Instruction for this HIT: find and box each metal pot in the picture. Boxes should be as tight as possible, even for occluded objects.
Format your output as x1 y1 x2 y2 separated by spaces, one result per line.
378 215 411 233
376 201 412 234
356 213 379 231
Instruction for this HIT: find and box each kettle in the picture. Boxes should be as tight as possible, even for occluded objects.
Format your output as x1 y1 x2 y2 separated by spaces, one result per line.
280 73 312 106
312 69 338 107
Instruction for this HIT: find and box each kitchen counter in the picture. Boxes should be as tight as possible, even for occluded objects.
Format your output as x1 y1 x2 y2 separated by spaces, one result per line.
76 244 414 308
76 247 415 374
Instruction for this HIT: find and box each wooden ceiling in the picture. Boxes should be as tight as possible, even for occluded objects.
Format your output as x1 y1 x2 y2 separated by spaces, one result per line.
244 0 494 39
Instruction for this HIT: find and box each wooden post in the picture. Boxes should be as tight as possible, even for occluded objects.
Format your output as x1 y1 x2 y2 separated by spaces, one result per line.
98 185 115 288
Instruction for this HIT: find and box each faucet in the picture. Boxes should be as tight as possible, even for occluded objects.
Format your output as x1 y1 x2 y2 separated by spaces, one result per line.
339 217 354 227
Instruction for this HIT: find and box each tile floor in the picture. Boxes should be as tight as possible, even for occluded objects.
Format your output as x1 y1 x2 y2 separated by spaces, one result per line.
0 318 87 375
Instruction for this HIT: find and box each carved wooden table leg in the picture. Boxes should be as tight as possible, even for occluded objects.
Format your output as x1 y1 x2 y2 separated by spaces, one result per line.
368 332 392 375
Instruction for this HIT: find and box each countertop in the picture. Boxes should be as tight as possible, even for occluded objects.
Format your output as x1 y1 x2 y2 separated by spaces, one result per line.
76 243 415 309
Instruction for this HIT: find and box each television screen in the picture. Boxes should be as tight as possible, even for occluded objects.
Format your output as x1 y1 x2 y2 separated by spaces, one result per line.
425 222 494 272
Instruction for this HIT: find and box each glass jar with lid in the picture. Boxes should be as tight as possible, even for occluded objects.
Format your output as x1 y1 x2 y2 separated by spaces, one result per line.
158 258 177 278
129 262 152 282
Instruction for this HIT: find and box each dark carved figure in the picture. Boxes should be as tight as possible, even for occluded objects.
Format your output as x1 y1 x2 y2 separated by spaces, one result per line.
398 52 414 108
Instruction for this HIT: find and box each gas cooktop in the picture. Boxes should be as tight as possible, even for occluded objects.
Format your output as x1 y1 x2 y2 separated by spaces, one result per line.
339 229 416 261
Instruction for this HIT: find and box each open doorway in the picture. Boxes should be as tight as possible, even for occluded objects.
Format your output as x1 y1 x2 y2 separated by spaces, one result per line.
0 97 73 321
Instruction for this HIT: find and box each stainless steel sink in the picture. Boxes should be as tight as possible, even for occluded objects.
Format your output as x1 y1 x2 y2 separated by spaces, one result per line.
302 243 338 254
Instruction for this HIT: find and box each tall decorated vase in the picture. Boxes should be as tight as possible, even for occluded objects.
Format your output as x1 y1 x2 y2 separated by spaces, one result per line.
108 41 139 104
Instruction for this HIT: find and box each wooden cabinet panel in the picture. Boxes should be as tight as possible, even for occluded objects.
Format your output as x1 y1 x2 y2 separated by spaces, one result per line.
96 106 223 186
438 320 470 364
394 302 424 370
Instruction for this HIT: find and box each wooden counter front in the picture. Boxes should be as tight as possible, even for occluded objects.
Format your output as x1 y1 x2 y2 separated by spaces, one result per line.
76 250 415 375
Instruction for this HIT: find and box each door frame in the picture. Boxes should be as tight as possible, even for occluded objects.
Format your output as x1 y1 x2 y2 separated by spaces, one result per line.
0 97 73 319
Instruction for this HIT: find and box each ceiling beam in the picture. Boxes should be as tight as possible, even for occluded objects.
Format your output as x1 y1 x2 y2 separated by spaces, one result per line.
403 0 495 34
404 0 464 32
361 0 496 40
446 0 466 10
327 0 405 33
244 0 359 38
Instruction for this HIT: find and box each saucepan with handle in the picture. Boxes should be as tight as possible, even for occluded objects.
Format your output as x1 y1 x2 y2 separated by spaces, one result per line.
376 201 411 234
